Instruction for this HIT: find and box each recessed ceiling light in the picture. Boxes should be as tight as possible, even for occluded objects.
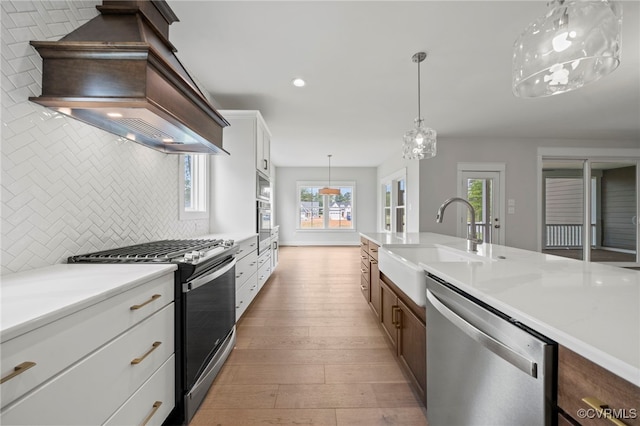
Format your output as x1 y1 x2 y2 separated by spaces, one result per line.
292 78 306 87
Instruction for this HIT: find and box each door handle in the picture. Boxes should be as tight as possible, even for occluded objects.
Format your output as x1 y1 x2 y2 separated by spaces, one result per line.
426 289 537 378
494 224 501 229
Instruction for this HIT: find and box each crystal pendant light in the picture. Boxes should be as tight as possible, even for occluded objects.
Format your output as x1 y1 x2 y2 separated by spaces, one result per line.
403 52 437 160
319 154 340 195
513 0 622 98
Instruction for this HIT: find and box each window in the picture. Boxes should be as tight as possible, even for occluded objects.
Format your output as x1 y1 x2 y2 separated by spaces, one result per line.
381 169 406 233
179 154 208 220
297 182 355 230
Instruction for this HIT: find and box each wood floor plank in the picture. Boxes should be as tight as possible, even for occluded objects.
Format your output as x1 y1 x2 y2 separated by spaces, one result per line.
198 384 279 409
241 336 388 350
325 363 408 383
236 325 309 337
308 326 382 337
190 408 337 426
226 348 397 365
193 246 428 425
215 364 326 385
275 383 379 409
371 383 424 407
335 407 428 426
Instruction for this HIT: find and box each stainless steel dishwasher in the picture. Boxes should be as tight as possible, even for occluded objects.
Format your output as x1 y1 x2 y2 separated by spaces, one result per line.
425 274 556 426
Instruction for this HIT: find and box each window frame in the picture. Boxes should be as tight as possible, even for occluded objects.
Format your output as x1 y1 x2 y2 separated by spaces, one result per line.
296 180 356 231
380 168 407 233
179 154 209 220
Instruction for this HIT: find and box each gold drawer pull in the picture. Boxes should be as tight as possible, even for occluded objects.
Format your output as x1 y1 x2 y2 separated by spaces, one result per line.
582 397 628 426
130 294 161 310
131 342 162 365
140 401 162 426
0 361 36 384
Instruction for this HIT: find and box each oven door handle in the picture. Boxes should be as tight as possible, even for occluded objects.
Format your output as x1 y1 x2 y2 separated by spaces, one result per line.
183 258 236 293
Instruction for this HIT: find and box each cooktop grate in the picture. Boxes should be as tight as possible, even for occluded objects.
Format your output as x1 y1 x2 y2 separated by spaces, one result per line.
69 239 224 262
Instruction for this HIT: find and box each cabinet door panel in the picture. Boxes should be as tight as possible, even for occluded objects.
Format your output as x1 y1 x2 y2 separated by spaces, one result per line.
369 260 380 318
398 298 426 401
380 281 398 349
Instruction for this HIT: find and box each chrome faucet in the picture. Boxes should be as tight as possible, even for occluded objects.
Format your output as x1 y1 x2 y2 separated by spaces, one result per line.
436 197 483 252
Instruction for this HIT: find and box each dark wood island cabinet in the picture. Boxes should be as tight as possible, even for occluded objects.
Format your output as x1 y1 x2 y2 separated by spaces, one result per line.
360 235 426 405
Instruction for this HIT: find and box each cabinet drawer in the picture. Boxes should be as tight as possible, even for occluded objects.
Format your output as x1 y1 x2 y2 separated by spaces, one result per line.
360 247 370 263
558 345 640 426
0 304 175 425
258 261 271 290
361 259 370 282
368 242 379 261
236 274 258 320
360 236 369 249
236 250 258 289
235 237 258 260
0 274 173 408
258 250 271 268
103 355 175 426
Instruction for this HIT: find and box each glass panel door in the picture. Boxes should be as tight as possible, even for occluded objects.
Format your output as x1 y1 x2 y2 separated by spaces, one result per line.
395 179 406 233
460 171 501 244
383 183 391 231
542 160 587 261
590 162 637 263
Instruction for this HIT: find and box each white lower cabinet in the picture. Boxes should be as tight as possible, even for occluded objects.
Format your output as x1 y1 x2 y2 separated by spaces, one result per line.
1 304 174 425
0 272 175 426
257 249 272 290
235 273 258 320
234 235 274 320
0 275 173 408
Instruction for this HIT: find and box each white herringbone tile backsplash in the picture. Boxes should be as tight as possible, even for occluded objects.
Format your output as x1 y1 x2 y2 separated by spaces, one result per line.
1 0 210 275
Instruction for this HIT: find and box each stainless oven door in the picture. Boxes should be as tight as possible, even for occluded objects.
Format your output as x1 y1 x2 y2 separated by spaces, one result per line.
257 201 271 253
257 172 270 201
182 255 236 422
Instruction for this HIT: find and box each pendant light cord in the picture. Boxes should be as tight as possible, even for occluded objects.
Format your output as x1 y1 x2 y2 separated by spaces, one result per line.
417 58 421 119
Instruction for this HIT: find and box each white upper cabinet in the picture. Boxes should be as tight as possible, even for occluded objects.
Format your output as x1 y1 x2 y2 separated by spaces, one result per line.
256 120 271 177
211 110 272 234
219 110 271 178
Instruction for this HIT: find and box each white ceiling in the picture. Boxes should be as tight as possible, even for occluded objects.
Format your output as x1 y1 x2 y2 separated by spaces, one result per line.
168 1 640 168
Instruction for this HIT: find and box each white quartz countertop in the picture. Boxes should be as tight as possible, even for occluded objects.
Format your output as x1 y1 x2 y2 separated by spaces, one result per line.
1 263 177 343
363 232 640 387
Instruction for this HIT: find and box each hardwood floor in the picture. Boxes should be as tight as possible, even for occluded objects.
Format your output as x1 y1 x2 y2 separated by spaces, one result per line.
190 246 428 426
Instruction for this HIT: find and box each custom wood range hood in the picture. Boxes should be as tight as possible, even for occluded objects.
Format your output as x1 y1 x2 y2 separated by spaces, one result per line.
29 0 229 155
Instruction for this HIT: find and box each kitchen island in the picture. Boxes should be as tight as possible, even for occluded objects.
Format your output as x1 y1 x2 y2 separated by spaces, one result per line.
361 232 639 424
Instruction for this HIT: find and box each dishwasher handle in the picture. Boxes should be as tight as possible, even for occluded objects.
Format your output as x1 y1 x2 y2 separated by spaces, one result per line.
426 289 538 378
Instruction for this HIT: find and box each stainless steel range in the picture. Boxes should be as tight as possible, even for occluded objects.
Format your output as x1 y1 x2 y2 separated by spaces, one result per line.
69 239 238 425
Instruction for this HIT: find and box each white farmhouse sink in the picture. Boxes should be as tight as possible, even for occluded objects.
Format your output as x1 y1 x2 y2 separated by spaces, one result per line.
378 245 487 307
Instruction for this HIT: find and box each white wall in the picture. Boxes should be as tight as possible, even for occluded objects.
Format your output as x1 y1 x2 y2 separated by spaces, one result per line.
275 166 377 245
376 151 420 233
418 137 639 251
1 1 210 274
